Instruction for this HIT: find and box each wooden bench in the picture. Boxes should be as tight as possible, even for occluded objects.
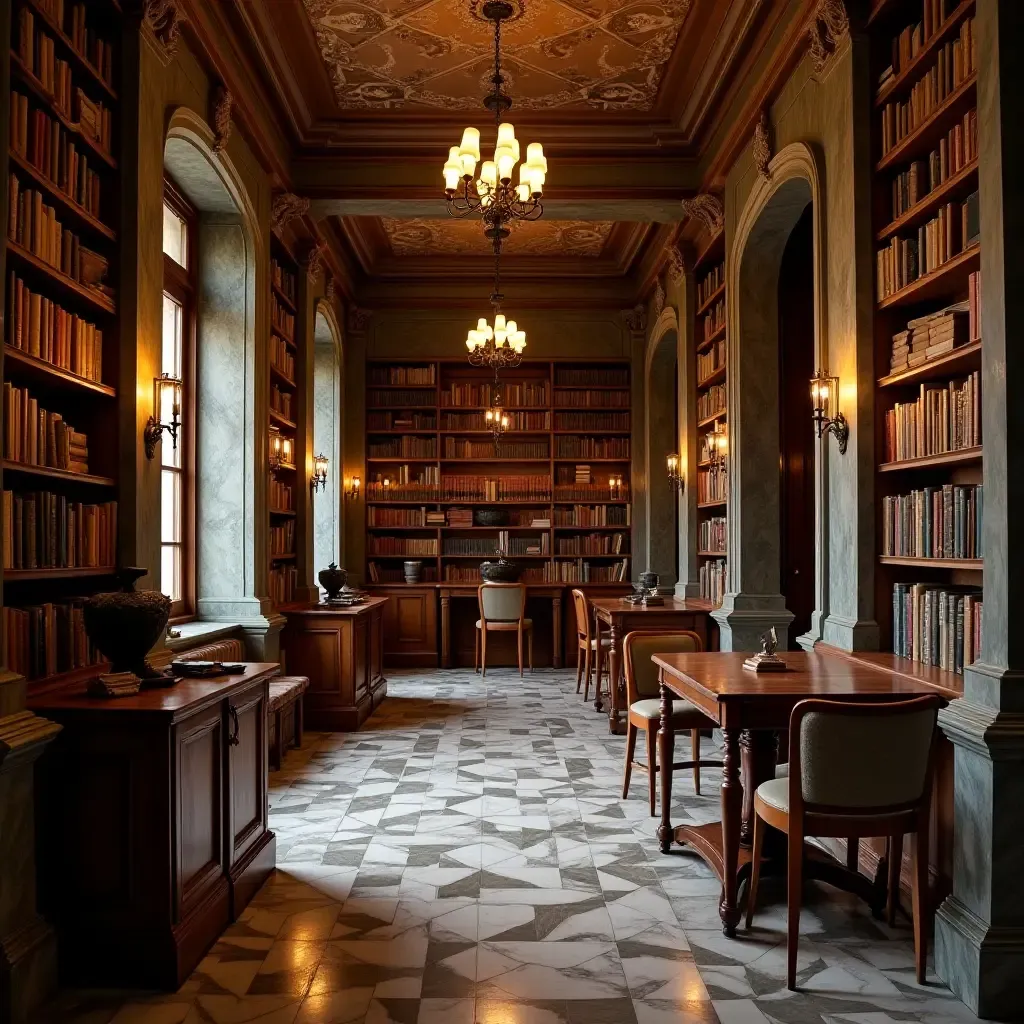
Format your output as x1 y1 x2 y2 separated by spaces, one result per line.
176 639 309 769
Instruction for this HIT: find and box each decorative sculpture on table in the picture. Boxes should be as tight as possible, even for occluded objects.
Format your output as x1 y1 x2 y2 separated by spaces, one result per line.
318 562 347 602
743 626 788 673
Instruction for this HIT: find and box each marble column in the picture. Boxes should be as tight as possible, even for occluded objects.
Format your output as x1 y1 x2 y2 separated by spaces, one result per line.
933 1 1024 1016
675 266 700 600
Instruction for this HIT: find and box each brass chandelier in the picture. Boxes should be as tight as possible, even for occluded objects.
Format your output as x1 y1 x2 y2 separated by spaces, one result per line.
465 246 525 370
442 0 547 247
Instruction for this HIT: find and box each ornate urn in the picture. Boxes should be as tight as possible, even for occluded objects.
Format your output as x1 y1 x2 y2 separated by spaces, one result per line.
318 562 347 601
480 557 522 583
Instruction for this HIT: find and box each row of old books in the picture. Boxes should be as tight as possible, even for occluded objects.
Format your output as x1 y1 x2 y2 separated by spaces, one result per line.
6 271 104 380
883 373 980 461
888 300 973 372
554 533 626 556
698 463 728 504
369 536 438 556
367 506 432 526
444 438 548 459
699 517 727 554
546 559 629 583
269 476 294 511
882 483 983 559
368 388 434 408
16 9 73 120
368 562 439 583
2 490 116 569
879 18 976 157
269 333 295 381
445 508 473 527
876 192 979 299
553 389 630 409
269 521 295 557
365 484 438 502
555 436 630 459
697 384 726 422
441 410 549 431
552 411 630 431
3 382 88 472
441 533 546 556
370 437 437 458
697 263 724 308
368 364 436 386
8 178 109 293
554 505 630 527
367 411 436 431
878 0 958 86
375 464 439 487
702 299 726 342
893 582 982 674
441 475 551 501
269 564 297 605
441 382 549 408
700 558 728 606
889 128 978 222
63 2 116 85
269 385 293 421
270 257 296 305
9 91 103 218
3 600 103 681
270 293 294 340
568 464 592 485
555 367 629 387
553 483 629 502
697 338 726 384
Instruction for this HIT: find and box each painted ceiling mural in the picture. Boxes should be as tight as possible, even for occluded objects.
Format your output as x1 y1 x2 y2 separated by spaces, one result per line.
300 0 693 110
381 218 615 256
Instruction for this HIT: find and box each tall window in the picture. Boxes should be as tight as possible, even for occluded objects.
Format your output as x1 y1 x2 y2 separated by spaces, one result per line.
161 181 195 617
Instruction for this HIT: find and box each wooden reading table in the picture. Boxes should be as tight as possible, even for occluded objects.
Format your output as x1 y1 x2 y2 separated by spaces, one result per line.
651 650 957 936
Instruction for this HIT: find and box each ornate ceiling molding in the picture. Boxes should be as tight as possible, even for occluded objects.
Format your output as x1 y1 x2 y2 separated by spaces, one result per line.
143 0 185 65
271 192 310 234
211 84 233 154
623 304 647 334
808 0 851 75
651 278 666 319
752 111 772 183
303 240 327 284
680 193 724 234
664 244 686 285
348 306 373 334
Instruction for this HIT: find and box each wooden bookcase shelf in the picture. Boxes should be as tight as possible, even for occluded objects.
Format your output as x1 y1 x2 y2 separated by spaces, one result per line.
3 0 124 686
871 0 983 678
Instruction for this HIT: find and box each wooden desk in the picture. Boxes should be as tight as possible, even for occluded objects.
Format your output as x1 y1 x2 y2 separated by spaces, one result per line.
29 664 279 988
591 596 715 733
651 651 954 936
439 583 564 669
280 598 387 730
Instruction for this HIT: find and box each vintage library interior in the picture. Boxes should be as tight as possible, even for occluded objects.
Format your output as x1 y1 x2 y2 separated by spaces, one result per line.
1 0 1023 1022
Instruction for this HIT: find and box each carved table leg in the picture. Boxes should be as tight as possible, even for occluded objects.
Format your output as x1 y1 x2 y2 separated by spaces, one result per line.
606 624 624 734
657 673 675 854
552 596 563 669
440 596 451 669
594 619 606 713
740 730 778 847
719 728 743 936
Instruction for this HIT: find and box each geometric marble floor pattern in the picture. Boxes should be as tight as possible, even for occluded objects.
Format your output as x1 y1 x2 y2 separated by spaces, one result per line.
40 669 993 1024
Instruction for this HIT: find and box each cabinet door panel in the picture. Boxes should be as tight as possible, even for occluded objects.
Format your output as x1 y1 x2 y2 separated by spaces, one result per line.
227 684 268 870
176 707 224 908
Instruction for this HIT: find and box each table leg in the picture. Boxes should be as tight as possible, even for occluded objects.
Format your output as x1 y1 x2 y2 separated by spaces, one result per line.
594 619 605 713
657 673 675 854
740 730 778 847
552 596 563 669
441 596 451 669
719 728 743 936
606 624 624 734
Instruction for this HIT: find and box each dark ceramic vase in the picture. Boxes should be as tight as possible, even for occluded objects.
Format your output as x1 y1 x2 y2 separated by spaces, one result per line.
480 558 523 583
318 562 347 601
83 567 171 681
639 571 660 591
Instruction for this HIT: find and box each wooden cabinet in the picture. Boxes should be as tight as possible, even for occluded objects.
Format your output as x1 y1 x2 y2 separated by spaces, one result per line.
281 598 387 730
369 585 439 666
30 665 278 990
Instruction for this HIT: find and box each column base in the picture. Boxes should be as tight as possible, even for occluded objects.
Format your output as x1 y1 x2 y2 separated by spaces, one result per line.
711 594 794 652
674 581 700 600
821 613 880 652
0 917 57 1024
240 613 287 662
935 896 1024 1019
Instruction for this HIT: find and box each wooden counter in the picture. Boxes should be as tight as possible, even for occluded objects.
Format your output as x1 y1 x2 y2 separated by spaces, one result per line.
280 597 387 730
29 664 279 989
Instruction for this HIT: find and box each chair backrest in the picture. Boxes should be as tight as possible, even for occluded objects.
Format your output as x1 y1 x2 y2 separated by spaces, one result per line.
789 696 943 813
478 582 525 623
571 589 591 641
623 629 703 703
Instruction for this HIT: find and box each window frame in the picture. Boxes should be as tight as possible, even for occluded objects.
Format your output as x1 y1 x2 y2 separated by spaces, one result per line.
161 178 197 622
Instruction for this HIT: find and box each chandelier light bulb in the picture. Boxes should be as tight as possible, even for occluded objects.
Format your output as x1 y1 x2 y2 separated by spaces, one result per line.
460 126 481 162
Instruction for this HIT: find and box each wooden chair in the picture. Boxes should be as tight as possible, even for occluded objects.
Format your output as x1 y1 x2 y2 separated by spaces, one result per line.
746 695 943 990
571 588 610 701
622 629 722 815
475 582 533 677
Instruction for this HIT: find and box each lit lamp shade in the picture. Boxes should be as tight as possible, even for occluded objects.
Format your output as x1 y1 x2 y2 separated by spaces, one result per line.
282 437 294 467
154 372 182 428
312 453 329 489
443 146 463 191
810 371 838 423
666 453 680 477
269 425 283 467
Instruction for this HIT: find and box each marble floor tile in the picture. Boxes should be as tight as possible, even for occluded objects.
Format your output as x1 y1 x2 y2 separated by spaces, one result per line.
36 669 995 1024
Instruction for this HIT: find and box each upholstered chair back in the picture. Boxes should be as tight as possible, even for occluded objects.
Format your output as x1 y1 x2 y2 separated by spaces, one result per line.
479 583 525 623
793 698 940 810
623 630 703 704
571 589 591 640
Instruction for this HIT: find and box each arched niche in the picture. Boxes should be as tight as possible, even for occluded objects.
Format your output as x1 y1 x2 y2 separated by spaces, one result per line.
163 109 271 634
713 141 829 651
313 300 344 581
643 304 681 591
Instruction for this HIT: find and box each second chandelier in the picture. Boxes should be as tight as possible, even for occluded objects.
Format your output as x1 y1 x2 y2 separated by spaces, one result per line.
442 1 547 242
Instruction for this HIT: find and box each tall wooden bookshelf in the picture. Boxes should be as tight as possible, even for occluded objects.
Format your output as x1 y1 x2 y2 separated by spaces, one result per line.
692 229 728 606
268 237 299 606
3 0 122 686
869 0 982 677
364 359 633 587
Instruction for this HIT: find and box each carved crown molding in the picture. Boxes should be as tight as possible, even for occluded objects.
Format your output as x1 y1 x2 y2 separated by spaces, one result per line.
348 307 373 334
652 278 666 319
808 0 851 75
753 111 772 182
680 193 724 235
270 192 309 234
664 244 686 285
211 85 233 155
623 304 647 334
303 240 327 284
143 0 185 65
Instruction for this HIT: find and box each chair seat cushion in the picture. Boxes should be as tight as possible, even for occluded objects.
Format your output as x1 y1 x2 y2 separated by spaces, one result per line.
477 619 532 629
590 637 612 649
630 698 707 722
756 777 789 814
268 675 309 713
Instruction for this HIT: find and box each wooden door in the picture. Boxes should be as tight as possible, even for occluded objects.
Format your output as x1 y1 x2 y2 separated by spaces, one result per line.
224 682 268 873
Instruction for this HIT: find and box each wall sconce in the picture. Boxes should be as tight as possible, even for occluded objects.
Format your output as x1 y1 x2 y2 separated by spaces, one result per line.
345 475 361 500
709 423 728 467
810 369 849 454
608 475 623 499
311 453 328 493
269 425 283 470
144 373 182 460
666 453 683 492
282 437 294 468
